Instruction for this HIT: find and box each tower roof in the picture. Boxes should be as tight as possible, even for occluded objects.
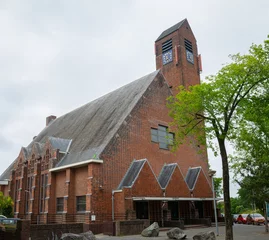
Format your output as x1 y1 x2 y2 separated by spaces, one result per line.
155 19 187 42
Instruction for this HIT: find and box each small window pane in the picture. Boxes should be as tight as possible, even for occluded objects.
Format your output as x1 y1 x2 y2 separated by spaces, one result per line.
168 133 174 145
76 196 86 212
158 126 167 132
159 142 168 150
151 129 158 142
57 197 64 212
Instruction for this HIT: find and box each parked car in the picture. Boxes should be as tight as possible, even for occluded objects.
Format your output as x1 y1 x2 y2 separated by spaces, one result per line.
233 214 239 223
250 213 265 225
0 218 19 231
237 214 253 224
0 215 7 219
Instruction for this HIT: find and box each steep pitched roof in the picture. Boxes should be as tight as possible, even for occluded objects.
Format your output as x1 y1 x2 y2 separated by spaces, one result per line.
155 19 186 42
0 70 161 180
158 163 177 189
117 159 146 189
185 167 201 190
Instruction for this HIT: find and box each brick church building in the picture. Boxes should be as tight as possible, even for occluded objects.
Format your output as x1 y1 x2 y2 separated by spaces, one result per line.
0 19 215 225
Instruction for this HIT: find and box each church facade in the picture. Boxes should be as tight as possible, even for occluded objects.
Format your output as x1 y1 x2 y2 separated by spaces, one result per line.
0 19 214 225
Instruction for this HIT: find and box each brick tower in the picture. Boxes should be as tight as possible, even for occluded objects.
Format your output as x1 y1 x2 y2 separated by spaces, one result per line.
155 19 201 94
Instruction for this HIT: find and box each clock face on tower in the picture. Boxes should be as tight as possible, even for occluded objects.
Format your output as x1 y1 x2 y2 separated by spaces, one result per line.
186 50 194 64
162 49 173 65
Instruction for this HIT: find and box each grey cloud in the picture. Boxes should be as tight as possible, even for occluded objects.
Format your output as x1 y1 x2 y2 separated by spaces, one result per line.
0 0 269 197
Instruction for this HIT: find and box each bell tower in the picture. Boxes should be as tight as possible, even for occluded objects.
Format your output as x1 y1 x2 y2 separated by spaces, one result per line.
155 19 202 95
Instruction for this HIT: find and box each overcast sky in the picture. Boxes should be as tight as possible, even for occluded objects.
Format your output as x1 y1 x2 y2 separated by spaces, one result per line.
0 0 268 197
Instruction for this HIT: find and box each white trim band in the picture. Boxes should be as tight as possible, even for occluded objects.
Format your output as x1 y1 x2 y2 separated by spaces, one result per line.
0 180 8 185
49 159 103 172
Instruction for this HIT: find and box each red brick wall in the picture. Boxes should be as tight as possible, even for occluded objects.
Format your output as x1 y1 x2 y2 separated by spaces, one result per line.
113 191 125 220
74 167 88 196
99 71 209 217
55 171 65 197
165 167 190 197
129 161 162 197
192 170 212 198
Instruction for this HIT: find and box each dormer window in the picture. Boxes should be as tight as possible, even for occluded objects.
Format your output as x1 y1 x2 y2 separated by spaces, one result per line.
162 39 173 65
184 39 194 64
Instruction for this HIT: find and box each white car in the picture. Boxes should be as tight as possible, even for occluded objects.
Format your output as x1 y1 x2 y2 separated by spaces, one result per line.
0 215 7 219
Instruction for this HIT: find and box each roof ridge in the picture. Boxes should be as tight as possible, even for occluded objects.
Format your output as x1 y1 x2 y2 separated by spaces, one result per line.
155 18 187 42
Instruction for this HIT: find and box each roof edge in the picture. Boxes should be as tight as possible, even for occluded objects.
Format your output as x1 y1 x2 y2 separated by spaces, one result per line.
49 159 103 172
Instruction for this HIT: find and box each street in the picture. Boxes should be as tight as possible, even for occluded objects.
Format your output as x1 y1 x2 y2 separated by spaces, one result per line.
96 224 269 240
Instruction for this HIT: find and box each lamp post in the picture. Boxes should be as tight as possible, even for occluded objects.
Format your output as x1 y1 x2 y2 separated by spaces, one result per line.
209 170 219 236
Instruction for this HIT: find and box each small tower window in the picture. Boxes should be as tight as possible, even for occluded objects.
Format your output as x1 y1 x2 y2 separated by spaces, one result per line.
162 39 173 65
184 39 194 64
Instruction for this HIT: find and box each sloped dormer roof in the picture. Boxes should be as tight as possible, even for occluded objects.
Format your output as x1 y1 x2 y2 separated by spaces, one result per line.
185 167 201 190
158 163 177 189
117 159 146 189
48 137 72 153
155 19 186 42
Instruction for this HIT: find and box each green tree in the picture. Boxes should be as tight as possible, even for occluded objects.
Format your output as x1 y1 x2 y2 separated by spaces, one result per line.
213 177 223 198
232 86 269 232
0 191 13 217
168 37 269 240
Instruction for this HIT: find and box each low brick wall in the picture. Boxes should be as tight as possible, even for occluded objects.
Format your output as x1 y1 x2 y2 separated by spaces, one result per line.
164 220 184 229
30 223 84 240
30 222 104 239
182 218 211 227
115 219 150 236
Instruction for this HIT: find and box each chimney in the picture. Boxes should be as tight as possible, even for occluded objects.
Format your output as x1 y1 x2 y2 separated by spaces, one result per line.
46 115 57 126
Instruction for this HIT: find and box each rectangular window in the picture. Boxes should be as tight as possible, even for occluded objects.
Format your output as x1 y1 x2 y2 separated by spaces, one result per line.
151 129 158 142
162 39 172 53
25 176 33 213
184 38 194 64
76 196 86 212
39 174 48 213
56 197 64 212
151 125 174 150
162 39 173 65
14 179 20 213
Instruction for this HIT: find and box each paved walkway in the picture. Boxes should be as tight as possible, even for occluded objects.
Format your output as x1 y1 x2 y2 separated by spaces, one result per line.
96 224 269 240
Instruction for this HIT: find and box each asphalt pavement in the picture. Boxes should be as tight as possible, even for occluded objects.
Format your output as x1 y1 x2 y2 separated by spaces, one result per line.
95 224 269 240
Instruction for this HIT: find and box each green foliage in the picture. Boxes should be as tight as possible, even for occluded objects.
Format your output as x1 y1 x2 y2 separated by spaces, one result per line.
168 37 269 151
0 191 14 217
168 36 269 239
213 177 223 198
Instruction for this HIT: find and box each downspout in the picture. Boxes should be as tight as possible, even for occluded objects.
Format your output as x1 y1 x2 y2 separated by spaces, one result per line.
112 190 115 221
161 190 165 227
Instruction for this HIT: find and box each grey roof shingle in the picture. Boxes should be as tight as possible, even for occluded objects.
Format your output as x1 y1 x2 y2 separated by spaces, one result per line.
0 70 161 180
185 167 201 190
155 19 186 42
117 159 146 189
158 163 177 189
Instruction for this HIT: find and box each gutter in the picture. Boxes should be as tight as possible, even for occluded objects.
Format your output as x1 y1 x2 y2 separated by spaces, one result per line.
49 159 103 172
132 197 223 201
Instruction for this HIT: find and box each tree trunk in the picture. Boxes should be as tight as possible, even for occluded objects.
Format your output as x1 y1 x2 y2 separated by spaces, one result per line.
218 138 233 240
264 202 268 233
